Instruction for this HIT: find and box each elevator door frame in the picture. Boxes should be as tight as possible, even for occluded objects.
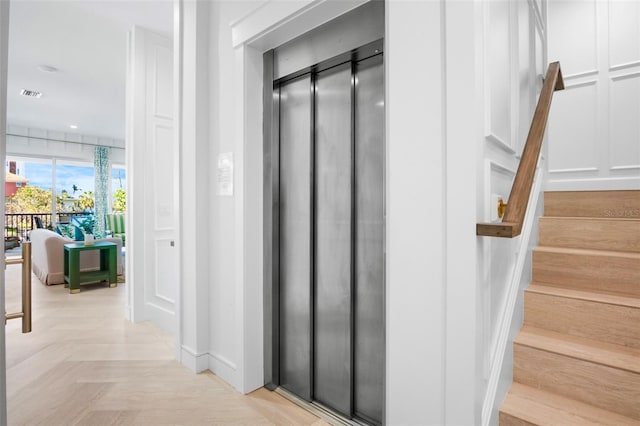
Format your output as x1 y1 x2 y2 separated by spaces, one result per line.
263 39 385 425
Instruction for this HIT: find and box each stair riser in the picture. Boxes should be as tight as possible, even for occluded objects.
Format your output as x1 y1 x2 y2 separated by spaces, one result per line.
524 291 640 349
532 250 640 297
513 344 640 420
545 191 640 218
498 412 536 426
539 218 640 252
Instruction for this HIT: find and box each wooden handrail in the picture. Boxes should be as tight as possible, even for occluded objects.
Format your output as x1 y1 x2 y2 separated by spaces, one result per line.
477 62 564 238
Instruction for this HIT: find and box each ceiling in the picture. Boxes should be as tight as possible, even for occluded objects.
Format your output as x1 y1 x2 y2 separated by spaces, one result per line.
6 0 173 142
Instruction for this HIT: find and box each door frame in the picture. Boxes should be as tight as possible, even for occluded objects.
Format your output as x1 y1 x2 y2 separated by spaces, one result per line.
262 6 385 423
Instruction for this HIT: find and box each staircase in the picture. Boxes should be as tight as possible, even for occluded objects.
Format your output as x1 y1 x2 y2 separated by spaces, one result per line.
500 190 640 425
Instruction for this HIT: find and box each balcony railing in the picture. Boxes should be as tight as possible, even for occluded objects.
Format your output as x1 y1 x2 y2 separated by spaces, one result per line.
5 212 86 241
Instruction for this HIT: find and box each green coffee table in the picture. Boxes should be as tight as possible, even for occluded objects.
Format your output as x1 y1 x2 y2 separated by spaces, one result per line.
63 241 117 294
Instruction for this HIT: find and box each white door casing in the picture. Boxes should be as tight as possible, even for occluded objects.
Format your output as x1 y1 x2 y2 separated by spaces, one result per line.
127 26 177 335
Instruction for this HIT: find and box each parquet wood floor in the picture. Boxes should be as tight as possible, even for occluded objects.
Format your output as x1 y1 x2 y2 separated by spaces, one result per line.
4 264 325 425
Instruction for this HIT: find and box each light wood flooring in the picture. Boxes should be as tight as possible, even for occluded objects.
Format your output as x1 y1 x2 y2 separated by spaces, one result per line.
4 264 326 425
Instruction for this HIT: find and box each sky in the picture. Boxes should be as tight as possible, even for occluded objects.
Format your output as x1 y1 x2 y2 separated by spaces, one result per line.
9 160 126 195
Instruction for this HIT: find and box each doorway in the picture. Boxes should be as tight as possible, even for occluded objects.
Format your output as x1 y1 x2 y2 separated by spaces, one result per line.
265 32 385 426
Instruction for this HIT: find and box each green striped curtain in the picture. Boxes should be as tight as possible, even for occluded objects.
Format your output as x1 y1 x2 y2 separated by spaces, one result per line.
94 146 110 238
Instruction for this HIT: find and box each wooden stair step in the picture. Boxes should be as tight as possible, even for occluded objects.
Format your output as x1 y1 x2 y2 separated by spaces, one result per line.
539 216 640 252
516 326 640 373
525 284 640 348
514 326 640 419
545 190 640 218
500 382 639 426
533 246 640 296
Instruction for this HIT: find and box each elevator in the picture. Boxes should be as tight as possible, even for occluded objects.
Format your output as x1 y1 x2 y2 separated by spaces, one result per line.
263 3 385 425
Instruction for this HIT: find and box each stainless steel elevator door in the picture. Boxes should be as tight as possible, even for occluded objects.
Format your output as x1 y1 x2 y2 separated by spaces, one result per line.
274 51 384 426
354 54 384 424
279 75 312 400
314 62 353 416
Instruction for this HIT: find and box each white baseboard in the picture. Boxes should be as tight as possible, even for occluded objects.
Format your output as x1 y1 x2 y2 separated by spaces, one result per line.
179 347 242 392
180 345 209 373
208 352 239 390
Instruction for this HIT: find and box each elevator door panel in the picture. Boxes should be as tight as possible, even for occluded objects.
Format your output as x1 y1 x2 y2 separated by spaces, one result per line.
279 76 312 400
354 55 384 424
314 63 353 416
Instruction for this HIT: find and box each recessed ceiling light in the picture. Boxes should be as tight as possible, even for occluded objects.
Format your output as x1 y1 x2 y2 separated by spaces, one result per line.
38 64 58 73
20 88 42 98
69 124 78 129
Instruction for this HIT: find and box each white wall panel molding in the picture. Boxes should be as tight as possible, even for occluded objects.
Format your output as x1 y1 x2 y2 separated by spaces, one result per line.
535 29 544 82
486 134 516 155
484 0 514 151
610 70 640 82
610 60 640 73
609 71 640 171
611 165 640 171
562 69 598 80
548 167 598 174
563 78 598 89
529 0 545 35
608 0 640 69
485 159 517 218
548 0 639 190
548 78 599 176
488 160 517 180
548 0 598 76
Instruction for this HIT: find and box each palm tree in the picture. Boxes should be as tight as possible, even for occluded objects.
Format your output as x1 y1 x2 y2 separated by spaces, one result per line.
78 191 94 211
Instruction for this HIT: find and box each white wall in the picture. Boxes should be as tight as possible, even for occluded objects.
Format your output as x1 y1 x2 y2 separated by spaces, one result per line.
205 0 267 391
547 0 640 190
178 0 213 373
180 0 545 424
386 1 447 423
475 1 548 424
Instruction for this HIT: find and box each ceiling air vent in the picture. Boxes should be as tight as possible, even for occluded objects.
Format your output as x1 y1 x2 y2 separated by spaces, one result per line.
20 88 42 98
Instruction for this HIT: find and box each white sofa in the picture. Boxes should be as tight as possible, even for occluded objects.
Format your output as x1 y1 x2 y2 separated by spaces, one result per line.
29 229 123 285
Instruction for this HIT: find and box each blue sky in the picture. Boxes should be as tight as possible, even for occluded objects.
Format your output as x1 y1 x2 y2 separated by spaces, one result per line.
10 161 126 195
